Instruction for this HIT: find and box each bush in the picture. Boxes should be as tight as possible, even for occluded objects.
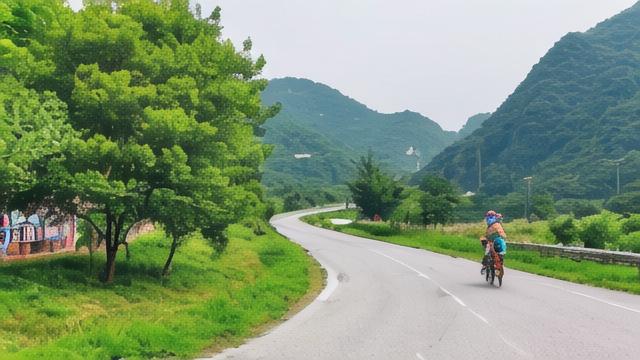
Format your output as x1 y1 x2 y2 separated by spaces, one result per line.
621 214 640 234
578 212 621 249
605 192 640 214
617 232 640 253
555 198 602 218
549 215 579 244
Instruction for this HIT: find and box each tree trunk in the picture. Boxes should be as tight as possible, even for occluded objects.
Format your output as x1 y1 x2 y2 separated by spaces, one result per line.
162 236 179 277
104 245 118 283
123 241 131 260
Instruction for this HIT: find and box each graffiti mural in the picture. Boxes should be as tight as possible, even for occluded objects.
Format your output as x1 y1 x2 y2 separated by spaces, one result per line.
0 211 76 257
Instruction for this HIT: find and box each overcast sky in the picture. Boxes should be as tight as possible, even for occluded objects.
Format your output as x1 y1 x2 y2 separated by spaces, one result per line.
68 0 638 130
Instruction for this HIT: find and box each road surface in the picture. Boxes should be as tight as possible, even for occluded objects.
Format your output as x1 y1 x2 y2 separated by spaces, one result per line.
207 208 640 360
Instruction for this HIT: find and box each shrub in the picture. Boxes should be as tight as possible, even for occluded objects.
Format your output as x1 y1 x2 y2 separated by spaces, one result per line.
605 192 640 214
578 212 621 249
621 214 640 234
549 215 579 244
554 198 602 218
617 232 640 253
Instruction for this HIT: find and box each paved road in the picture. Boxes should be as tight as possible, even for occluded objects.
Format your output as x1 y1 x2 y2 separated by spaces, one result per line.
208 208 640 360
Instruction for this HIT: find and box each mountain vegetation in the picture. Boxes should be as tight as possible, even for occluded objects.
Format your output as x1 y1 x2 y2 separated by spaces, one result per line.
417 3 640 200
261 77 486 209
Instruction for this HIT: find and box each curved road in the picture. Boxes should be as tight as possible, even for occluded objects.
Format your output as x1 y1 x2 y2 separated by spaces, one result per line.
208 208 640 360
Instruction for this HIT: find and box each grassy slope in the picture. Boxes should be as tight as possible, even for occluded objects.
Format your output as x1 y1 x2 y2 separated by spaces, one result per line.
0 223 321 359
303 210 640 294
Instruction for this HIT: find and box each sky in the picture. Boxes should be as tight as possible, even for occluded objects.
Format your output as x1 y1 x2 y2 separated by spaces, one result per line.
68 0 638 130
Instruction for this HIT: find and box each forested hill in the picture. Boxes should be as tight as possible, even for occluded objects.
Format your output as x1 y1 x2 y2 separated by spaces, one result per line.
260 77 460 194
415 2 640 199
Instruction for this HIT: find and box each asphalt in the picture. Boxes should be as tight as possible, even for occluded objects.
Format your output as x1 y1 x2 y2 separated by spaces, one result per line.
206 208 640 360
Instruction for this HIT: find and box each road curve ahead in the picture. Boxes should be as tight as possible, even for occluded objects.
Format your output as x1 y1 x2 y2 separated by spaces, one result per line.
207 208 640 360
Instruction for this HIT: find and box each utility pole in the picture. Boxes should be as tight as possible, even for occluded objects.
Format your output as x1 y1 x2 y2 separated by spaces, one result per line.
476 147 482 193
605 157 626 195
523 176 533 222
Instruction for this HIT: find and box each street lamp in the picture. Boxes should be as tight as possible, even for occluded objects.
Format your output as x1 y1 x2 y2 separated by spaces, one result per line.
523 176 533 222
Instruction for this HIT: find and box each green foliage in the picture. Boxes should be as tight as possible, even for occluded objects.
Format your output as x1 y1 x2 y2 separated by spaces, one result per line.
0 225 316 358
605 192 640 214
4 0 275 281
554 198 602 218
549 215 579 244
621 215 640 235
390 187 424 224
347 153 402 220
419 3 640 199
417 175 460 227
531 194 557 220
578 212 622 249
260 79 485 196
617 232 640 253
0 75 75 211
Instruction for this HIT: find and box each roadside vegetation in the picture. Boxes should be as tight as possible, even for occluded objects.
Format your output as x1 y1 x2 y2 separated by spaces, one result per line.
0 224 320 359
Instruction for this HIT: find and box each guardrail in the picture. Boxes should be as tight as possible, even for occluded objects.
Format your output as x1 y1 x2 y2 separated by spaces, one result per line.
507 242 640 269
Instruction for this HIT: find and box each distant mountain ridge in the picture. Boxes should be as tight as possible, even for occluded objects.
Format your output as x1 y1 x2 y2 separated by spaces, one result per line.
415 2 640 198
260 77 485 194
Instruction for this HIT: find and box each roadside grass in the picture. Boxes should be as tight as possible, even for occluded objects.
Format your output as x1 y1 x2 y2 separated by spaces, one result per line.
0 222 320 359
302 211 640 295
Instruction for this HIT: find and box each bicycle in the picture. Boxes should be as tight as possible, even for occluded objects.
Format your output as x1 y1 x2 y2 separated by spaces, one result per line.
482 239 504 287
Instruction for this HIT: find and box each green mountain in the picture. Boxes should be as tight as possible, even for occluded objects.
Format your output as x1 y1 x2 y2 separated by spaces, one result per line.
457 113 491 138
416 3 640 199
260 78 460 197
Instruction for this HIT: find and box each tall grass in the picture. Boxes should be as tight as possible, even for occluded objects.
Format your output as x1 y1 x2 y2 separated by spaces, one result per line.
0 223 318 359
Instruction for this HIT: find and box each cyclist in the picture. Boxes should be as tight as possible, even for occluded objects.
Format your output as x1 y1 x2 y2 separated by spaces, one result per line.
480 210 507 274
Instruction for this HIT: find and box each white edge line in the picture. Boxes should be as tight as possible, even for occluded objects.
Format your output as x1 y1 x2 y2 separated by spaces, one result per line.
539 282 640 315
317 262 338 302
499 334 530 357
467 308 489 324
416 353 426 360
569 290 640 314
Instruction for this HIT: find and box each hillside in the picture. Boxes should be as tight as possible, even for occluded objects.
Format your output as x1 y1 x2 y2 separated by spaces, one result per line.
260 78 460 200
416 2 640 198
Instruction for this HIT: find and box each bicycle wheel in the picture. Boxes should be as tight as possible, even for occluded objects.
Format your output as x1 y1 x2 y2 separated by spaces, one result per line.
485 267 490 282
489 268 495 285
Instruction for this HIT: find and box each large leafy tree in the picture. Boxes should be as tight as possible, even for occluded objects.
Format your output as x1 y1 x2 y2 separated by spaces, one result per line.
347 153 401 220
418 175 459 228
6 0 275 282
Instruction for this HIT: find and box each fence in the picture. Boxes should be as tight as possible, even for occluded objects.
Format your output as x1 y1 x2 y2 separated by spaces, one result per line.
507 242 640 268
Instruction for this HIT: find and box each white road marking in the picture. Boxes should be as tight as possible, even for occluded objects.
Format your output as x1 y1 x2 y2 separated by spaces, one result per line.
317 262 339 301
538 282 640 315
416 352 426 360
371 249 430 278
467 308 489 324
499 334 531 357
569 290 640 315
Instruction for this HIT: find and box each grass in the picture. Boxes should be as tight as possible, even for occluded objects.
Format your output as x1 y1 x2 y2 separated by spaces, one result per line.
0 222 322 359
302 211 640 295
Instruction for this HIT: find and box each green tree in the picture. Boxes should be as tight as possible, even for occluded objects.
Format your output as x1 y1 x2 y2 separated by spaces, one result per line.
531 194 557 220
605 192 640 214
578 212 621 249
11 0 274 282
0 75 75 211
418 175 459 228
347 153 401 220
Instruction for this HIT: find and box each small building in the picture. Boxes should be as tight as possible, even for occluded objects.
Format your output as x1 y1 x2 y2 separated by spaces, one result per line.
0 211 76 259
